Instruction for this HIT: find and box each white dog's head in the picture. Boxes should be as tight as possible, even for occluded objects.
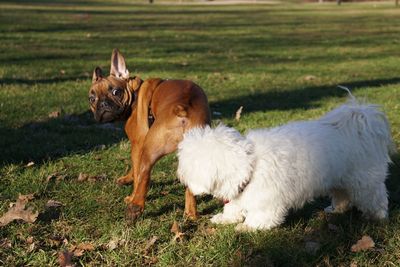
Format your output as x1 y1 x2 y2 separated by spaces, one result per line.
177 124 255 201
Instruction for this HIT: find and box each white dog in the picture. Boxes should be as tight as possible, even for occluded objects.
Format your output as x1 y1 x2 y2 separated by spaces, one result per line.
177 98 394 231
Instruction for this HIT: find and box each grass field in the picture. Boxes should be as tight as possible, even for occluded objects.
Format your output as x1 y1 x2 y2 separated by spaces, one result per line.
1 0 400 266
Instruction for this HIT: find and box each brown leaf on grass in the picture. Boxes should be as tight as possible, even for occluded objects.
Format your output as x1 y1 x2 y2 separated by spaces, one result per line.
351 235 375 252
144 256 158 265
304 75 317 81
77 173 89 182
27 242 36 253
26 161 35 167
26 236 34 244
144 236 158 255
0 238 12 249
235 106 243 121
46 200 64 208
170 221 185 242
104 238 126 251
0 194 39 227
58 250 75 267
73 249 84 257
46 173 66 183
204 227 217 235
47 238 62 248
49 111 61 118
76 242 95 251
77 173 106 182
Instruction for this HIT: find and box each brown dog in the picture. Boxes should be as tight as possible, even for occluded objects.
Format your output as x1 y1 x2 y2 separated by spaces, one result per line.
89 49 211 220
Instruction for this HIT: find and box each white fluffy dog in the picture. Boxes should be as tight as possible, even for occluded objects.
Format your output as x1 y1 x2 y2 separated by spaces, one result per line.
177 98 394 231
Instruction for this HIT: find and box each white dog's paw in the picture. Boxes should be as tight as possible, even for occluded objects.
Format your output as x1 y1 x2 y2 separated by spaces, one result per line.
210 213 228 224
211 212 243 224
234 223 255 232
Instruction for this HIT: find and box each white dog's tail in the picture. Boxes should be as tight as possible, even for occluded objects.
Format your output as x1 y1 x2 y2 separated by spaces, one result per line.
321 97 396 158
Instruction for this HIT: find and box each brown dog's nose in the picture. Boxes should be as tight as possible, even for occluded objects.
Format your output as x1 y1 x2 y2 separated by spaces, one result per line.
99 100 110 109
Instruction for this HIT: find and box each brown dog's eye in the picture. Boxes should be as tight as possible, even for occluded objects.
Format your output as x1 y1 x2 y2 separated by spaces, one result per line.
112 88 122 96
89 96 96 103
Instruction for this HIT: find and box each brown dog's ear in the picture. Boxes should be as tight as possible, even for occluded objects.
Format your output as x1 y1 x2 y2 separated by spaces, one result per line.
92 67 103 83
110 48 129 79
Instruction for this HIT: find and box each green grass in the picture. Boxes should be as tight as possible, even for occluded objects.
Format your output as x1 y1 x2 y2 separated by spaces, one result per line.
1 0 400 266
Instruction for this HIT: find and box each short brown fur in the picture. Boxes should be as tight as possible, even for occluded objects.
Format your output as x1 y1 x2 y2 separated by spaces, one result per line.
89 49 211 220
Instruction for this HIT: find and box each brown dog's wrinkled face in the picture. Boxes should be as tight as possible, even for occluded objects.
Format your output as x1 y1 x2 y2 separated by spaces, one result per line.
89 49 132 123
89 73 130 123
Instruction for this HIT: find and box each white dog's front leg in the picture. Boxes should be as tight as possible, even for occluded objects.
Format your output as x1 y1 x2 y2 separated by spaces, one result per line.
235 209 285 232
211 201 244 225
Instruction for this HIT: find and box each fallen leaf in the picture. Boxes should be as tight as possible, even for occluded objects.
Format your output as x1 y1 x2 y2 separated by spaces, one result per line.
73 249 84 257
304 75 317 81
204 227 217 235
76 242 95 251
47 238 62 248
0 194 39 227
49 111 61 118
77 173 106 182
105 238 126 251
106 240 118 251
144 256 158 265
77 173 89 182
27 242 36 253
46 200 64 208
0 238 12 249
170 221 185 242
351 235 375 252
26 236 34 244
58 250 75 267
46 173 66 183
235 106 243 121
88 174 106 182
26 161 35 167
144 236 158 255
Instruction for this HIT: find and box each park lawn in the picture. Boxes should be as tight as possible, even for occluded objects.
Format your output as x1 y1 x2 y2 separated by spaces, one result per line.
0 0 400 266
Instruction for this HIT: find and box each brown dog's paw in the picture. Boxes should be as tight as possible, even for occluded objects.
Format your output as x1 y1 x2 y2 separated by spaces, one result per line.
184 211 198 221
125 204 143 222
116 175 134 186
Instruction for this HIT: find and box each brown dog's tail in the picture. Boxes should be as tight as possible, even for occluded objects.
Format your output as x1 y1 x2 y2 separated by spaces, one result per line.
174 104 188 118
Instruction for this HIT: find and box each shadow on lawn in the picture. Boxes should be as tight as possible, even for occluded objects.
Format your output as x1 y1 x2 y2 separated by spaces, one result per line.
1 76 399 167
0 110 125 166
211 76 400 119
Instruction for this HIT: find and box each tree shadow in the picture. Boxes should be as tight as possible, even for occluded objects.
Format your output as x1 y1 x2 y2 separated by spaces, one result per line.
210 77 400 119
0 110 125 166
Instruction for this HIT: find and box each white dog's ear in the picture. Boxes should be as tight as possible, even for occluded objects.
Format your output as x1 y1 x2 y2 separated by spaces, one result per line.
110 48 129 79
177 124 255 201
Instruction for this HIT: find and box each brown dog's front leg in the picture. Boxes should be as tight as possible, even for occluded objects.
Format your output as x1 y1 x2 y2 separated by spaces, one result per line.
125 158 154 221
185 188 198 220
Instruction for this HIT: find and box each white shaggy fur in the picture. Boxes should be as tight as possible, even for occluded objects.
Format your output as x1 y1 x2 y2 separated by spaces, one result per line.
177 99 394 231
